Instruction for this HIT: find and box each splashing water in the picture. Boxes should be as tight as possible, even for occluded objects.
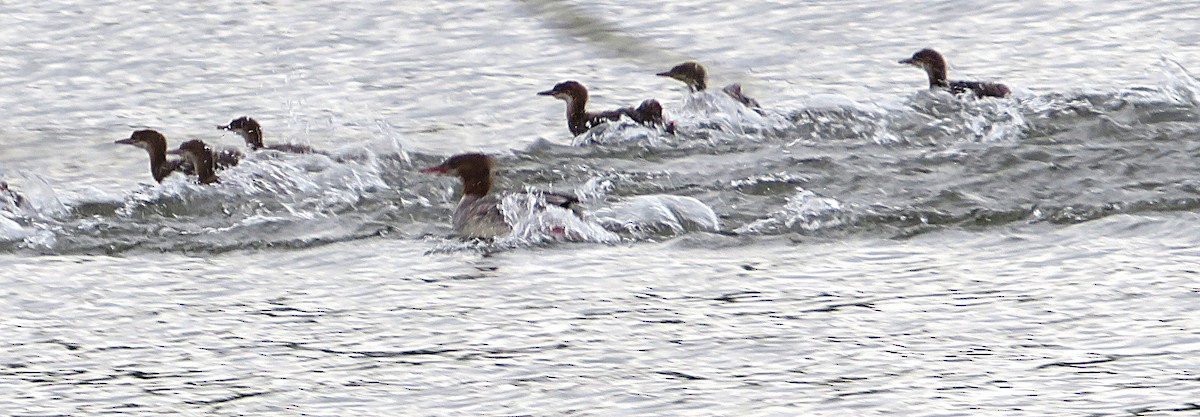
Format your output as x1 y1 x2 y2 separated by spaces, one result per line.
497 190 620 246
736 187 844 235
592 194 720 237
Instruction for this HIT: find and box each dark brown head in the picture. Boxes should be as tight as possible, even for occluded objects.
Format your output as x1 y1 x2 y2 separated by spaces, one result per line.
168 140 220 184
634 99 664 126
420 153 494 197
899 48 949 86
657 62 708 92
170 139 209 155
218 116 264 149
538 81 589 104
115 129 168 153
116 129 178 182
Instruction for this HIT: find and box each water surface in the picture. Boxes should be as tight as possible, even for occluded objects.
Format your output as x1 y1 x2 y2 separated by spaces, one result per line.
2 0 1199 415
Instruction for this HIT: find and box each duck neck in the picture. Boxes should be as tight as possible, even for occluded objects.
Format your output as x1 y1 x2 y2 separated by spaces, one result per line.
189 151 219 184
691 77 706 92
245 129 264 150
459 168 492 198
146 141 174 183
926 64 949 88
566 95 590 135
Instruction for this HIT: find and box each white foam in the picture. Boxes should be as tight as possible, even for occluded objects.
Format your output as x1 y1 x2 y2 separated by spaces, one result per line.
593 195 720 236
496 191 620 245
736 187 844 234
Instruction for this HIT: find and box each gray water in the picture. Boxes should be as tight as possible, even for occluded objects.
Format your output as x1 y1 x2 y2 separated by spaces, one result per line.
2 0 1199 415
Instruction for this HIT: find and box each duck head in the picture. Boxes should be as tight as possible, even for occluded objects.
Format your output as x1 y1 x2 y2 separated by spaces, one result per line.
218 116 264 149
420 153 494 198
657 61 708 92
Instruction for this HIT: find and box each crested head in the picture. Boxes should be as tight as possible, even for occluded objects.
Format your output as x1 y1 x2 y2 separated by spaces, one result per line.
115 129 168 151
173 139 210 157
899 49 946 70
218 116 263 148
537 80 589 103
116 129 178 182
420 153 494 197
900 48 949 87
657 61 708 91
420 153 492 175
221 116 260 133
169 140 220 184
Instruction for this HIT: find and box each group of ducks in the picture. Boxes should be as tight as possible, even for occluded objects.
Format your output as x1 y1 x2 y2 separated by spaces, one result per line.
114 117 323 185
538 49 1009 136
10 49 1008 239
425 49 1009 238
538 59 764 136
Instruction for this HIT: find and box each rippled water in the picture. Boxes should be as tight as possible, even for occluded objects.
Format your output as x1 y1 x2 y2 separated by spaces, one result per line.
3 0 1200 415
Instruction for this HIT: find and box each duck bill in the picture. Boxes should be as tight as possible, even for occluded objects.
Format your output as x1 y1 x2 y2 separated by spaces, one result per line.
166 148 182 155
898 58 915 65
216 124 231 131
114 138 136 145
419 165 449 174
536 89 556 96
655 70 675 78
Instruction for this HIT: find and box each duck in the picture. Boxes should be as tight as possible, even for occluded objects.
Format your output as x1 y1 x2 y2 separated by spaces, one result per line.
899 49 1010 98
218 117 324 154
538 81 669 136
420 153 580 238
1 181 24 208
656 61 761 108
116 130 240 183
114 130 186 183
167 140 221 184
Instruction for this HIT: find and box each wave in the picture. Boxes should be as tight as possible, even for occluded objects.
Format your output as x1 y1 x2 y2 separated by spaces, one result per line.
4 60 1200 254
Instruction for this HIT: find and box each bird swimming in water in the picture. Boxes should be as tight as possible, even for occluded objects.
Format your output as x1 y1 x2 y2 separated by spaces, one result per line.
114 130 186 183
116 130 240 183
420 153 581 238
656 61 761 109
167 140 221 184
899 49 1010 98
538 81 669 136
218 116 325 154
